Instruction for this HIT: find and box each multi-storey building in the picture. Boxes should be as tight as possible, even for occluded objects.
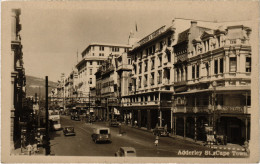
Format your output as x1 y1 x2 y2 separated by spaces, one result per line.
121 22 180 130
64 70 78 110
96 54 119 120
10 9 26 149
95 50 133 121
172 21 252 144
76 43 131 113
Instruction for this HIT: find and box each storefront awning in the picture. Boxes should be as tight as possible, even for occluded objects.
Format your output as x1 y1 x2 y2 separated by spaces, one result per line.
174 86 251 95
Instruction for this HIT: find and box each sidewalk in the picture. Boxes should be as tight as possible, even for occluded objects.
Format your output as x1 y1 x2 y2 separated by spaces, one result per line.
11 146 46 156
126 124 247 153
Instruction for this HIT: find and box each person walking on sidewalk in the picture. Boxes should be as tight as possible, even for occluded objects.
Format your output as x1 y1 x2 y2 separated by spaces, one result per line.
27 144 33 156
154 134 160 146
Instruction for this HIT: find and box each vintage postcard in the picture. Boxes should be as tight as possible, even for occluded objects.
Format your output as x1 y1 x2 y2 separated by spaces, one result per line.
1 1 259 163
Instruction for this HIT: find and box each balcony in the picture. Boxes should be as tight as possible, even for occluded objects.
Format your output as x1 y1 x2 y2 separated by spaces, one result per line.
217 105 250 114
160 100 172 107
163 78 170 85
117 64 132 71
173 105 251 114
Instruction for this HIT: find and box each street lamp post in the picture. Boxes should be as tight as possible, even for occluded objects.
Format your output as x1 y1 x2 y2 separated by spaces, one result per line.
212 81 217 144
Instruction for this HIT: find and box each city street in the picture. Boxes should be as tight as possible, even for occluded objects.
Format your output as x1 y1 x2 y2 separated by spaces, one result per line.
50 115 211 157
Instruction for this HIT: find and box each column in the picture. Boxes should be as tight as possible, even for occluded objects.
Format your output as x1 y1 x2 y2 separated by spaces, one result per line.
194 116 197 142
131 109 134 126
138 109 141 128
147 109 151 130
171 110 173 134
106 106 109 121
159 110 162 127
174 116 177 135
236 50 240 72
184 116 186 138
225 52 229 73
245 117 248 141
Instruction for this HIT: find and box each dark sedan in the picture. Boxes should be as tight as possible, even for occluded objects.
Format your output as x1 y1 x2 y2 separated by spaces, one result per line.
63 126 76 136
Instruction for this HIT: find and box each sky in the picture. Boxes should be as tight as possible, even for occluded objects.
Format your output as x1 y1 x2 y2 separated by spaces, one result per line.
19 1 257 82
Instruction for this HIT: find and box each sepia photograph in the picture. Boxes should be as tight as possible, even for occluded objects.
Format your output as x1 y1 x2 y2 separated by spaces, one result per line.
1 1 259 163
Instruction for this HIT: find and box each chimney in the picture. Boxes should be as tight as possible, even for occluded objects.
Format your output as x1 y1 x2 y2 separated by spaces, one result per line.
191 21 197 27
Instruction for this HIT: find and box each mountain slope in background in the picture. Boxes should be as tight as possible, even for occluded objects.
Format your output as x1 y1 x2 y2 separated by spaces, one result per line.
25 75 58 99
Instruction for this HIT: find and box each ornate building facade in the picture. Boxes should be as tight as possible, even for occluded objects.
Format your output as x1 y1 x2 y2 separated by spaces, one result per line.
11 9 26 149
76 43 131 113
172 21 251 144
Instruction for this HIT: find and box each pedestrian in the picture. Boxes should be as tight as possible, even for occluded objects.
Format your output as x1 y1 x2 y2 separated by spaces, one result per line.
27 143 33 155
33 143 38 154
154 134 159 146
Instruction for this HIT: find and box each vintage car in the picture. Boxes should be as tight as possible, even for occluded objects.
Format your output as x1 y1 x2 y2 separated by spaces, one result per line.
153 127 169 137
63 126 76 136
91 128 111 143
109 119 120 127
115 147 137 157
74 114 80 121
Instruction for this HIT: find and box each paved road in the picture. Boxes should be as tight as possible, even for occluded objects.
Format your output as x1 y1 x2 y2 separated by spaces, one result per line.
50 115 211 157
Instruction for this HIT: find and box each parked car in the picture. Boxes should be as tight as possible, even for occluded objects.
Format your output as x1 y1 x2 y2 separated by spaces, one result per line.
74 114 80 121
63 126 76 136
153 127 169 137
109 119 120 127
115 147 136 157
91 128 111 143
70 113 75 120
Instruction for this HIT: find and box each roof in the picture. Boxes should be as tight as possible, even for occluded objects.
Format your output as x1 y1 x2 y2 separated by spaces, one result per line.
177 29 189 44
81 42 131 55
176 26 212 44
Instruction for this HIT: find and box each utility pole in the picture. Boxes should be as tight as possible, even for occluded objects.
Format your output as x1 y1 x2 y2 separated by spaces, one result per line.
45 76 50 155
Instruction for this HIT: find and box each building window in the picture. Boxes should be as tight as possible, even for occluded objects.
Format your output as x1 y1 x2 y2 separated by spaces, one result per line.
124 48 128 53
230 57 237 72
214 59 218 74
196 64 200 78
219 58 223 73
150 73 154 85
89 78 92 84
176 69 179 82
192 65 195 79
90 61 92 65
151 58 155 70
138 77 142 88
92 53 95 56
144 75 148 87
152 45 156 54
144 60 148 72
139 63 142 74
90 69 92 75
205 63 209 76
145 48 149 56
246 57 251 72
159 55 162 67
160 41 163 50
157 70 162 84
92 46 95 50
128 58 132 65
112 47 119 52
167 37 172 46
99 46 104 51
